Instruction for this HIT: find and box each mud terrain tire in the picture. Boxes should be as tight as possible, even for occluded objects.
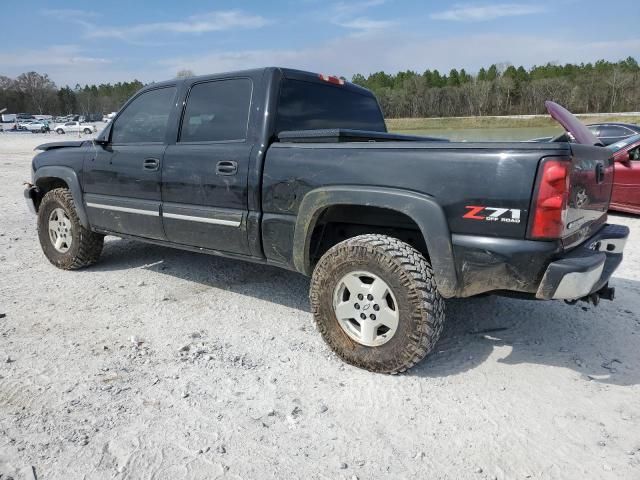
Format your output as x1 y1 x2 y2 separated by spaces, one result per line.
310 234 445 374
37 188 104 269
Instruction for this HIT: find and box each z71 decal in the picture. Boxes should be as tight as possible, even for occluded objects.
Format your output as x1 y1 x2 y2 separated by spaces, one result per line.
463 206 521 224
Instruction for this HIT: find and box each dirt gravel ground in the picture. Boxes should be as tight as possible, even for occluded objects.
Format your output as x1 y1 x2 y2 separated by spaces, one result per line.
1 132 639 480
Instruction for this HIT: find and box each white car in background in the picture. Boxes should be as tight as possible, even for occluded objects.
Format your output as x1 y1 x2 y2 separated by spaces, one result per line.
18 120 49 133
54 121 97 135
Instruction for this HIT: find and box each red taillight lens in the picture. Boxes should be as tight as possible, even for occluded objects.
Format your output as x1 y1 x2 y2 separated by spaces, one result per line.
318 73 345 85
530 159 570 239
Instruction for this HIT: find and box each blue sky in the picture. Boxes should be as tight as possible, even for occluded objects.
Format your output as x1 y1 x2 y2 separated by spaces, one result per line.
1 0 639 86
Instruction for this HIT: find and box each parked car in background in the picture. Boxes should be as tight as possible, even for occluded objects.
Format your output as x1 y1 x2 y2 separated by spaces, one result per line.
18 120 49 133
1 113 17 123
606 133 640 214
54 121 97 134
532 122 640 145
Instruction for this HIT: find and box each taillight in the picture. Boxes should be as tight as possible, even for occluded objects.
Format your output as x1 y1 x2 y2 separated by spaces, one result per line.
529 158 570 239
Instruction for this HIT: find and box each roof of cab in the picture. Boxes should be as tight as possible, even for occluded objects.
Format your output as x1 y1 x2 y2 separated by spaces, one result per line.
139 67 373 96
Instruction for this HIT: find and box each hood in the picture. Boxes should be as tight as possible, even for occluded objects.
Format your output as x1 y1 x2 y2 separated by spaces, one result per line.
35 140 87 151
545 101 602 146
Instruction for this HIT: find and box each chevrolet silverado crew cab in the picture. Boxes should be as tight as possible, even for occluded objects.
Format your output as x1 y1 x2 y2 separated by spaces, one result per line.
25 67 629 374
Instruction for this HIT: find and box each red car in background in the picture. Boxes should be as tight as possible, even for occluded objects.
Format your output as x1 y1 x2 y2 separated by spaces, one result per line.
608 133 640 214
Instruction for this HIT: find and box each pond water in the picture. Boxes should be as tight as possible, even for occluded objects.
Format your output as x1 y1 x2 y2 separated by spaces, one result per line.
393 126 564 142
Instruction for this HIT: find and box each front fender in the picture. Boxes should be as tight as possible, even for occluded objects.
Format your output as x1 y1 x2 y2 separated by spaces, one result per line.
292 186 458 298
33 166 90 228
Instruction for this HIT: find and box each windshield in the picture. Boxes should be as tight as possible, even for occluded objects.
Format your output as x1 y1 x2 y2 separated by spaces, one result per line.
607 133 640 152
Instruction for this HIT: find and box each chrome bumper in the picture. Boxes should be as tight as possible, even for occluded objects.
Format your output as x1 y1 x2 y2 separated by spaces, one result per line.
536 224 629 301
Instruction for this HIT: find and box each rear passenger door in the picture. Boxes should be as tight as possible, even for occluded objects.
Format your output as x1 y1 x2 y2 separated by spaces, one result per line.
161 78 253 254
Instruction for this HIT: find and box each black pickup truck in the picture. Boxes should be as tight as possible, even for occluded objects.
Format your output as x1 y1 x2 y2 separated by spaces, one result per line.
25 67 629 374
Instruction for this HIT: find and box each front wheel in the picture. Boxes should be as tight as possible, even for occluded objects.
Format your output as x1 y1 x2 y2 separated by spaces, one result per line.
310 234 445 374
56 128 64 134
83 128 92 134
37 188 104 269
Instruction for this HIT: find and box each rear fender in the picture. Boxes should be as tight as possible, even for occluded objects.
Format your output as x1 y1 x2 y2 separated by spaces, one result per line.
293 186 458 298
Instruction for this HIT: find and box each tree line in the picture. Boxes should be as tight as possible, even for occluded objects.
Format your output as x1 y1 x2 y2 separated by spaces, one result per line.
352 57 640 118
1 57 639 118
0 72 143 116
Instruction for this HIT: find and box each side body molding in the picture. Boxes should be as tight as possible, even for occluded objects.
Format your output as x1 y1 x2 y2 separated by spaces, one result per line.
33 166 90 228
292 186 458 298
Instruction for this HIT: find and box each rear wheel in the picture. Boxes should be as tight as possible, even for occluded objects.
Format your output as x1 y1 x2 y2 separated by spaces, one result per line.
56 128 64 134
310 234 445 374
37 188 104 269
83 128 92 134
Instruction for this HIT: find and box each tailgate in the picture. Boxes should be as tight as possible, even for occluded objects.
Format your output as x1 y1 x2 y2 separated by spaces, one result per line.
563 143 614 248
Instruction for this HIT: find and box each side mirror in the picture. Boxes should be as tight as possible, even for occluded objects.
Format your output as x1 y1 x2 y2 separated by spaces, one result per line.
94 123 112 146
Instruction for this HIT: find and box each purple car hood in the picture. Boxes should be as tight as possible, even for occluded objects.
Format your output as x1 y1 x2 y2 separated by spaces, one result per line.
545 101 603 146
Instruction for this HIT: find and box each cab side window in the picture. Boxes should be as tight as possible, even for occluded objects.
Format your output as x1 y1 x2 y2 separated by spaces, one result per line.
179 78 252 143
111 87 177 144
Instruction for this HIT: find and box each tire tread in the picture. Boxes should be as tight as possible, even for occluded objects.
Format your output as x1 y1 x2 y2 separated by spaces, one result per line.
37 188 103 270
310 234 445 374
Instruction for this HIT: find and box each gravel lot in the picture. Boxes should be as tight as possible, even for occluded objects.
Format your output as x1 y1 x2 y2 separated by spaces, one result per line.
1 132 639 479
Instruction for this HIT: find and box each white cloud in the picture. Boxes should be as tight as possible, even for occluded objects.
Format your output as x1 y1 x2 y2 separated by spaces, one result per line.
40 9 98 20
157 33 640 81
328 0 393 33
431 3 546 22
6 31 639 87
42 10 269 42
331 0 387 17
0 45 110 69
335 17 395 31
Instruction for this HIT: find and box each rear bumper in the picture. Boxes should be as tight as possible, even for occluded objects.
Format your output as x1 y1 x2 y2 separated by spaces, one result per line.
451 223 628 299
535 224 628 300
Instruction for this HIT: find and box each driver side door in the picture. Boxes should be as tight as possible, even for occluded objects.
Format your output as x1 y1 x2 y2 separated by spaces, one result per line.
83 85 177 240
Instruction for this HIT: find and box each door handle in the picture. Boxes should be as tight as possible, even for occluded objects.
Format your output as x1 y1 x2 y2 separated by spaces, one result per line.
595 162 605 184
143 158 160 171
216 160 238 176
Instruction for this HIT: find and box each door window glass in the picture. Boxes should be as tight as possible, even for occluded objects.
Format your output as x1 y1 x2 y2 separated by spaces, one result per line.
111 87 176 144
180 79 252 143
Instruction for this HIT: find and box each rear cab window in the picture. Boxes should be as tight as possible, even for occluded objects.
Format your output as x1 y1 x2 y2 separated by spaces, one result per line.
276 79 386 133
179 78 253 143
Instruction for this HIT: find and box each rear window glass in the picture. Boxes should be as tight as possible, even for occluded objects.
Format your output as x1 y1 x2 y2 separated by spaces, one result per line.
276 79 386 133
599 126 626 138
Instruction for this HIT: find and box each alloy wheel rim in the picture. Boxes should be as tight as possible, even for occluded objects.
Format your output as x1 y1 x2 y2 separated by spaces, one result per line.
48 208 73 253
333 270 399 347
